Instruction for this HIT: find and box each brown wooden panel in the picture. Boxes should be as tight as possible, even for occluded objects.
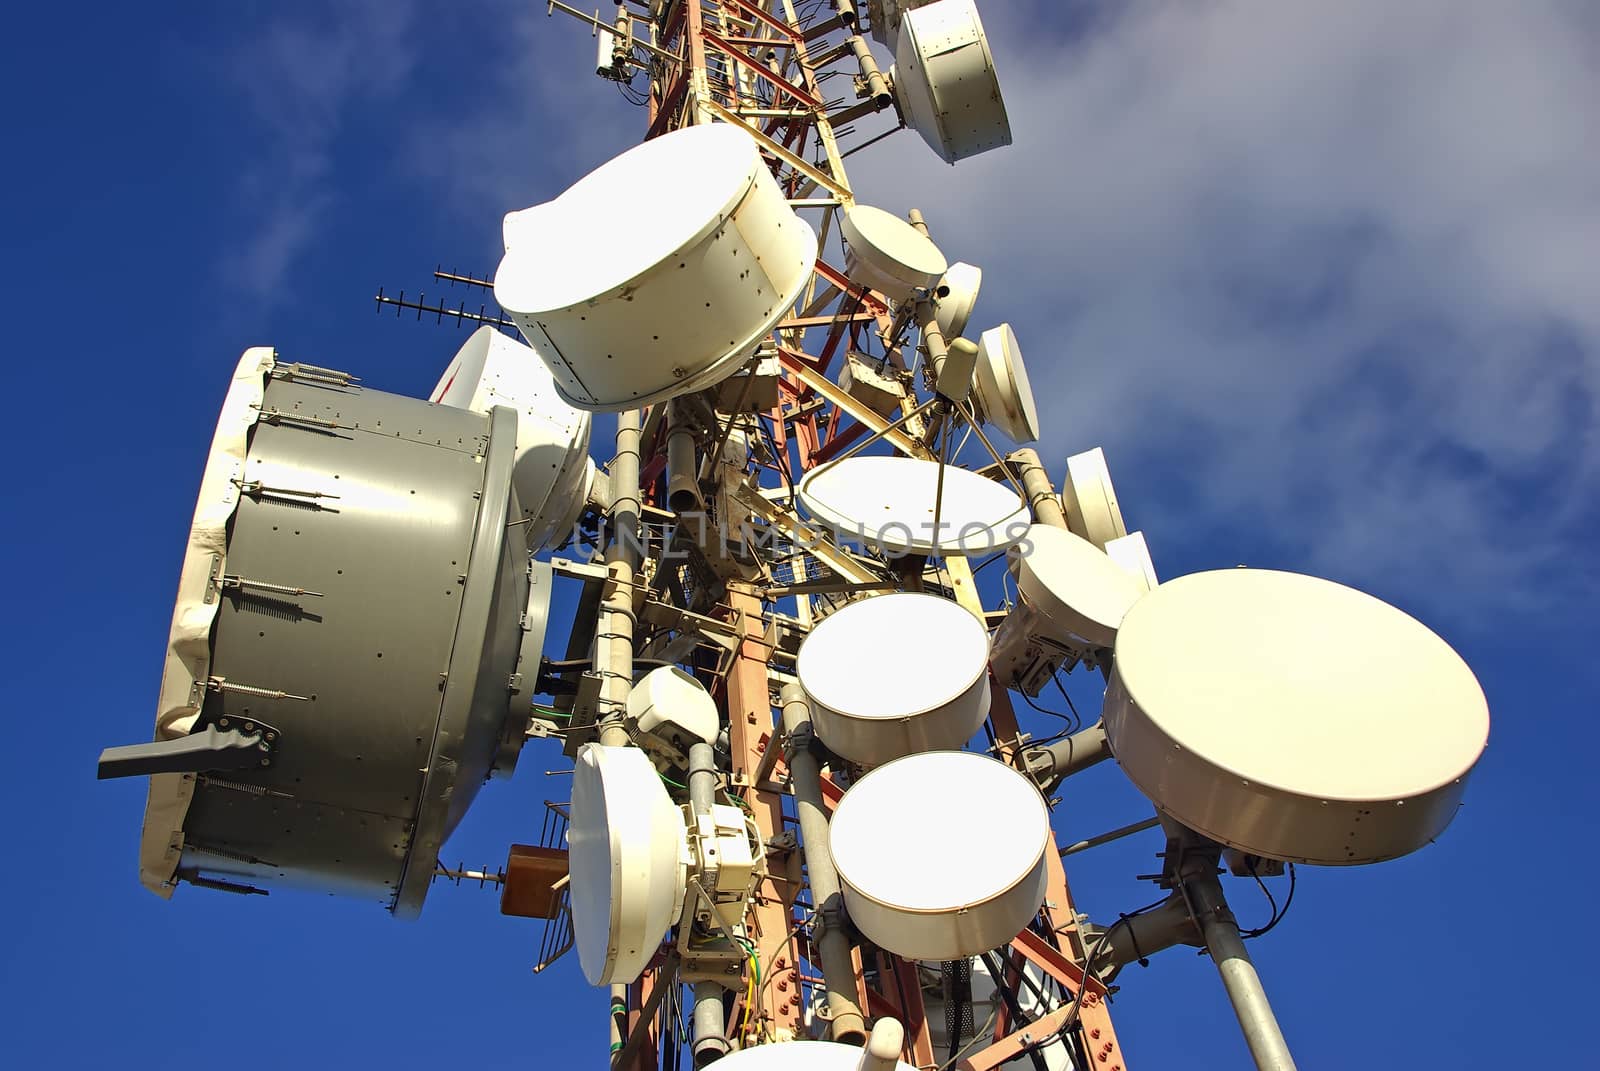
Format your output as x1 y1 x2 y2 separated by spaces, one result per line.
500 844 567 919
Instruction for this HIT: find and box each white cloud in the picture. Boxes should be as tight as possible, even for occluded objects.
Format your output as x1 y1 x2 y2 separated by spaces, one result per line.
312 0 1600 623
220 0 420 298
401 0 650 249
845 0 1600 621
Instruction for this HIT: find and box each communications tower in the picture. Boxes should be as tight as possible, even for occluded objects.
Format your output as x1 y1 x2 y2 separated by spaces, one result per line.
99 3 1491 1070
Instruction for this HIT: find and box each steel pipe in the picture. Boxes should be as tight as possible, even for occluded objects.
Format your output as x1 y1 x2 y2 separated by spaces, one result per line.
780 683 868 1046
1186 871 1299 1071
688 742 731 1064
598 409 642 746
1009 448 1068 529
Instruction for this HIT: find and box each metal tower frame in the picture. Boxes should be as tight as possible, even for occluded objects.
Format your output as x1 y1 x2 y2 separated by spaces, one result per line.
537 3 1132 1068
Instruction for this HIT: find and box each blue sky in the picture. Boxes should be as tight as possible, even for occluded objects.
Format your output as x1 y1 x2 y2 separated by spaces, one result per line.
2 1 1595 1067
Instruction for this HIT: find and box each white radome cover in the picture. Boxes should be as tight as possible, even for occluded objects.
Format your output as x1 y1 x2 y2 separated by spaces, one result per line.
797 592 990 765
139 347 278 896
797 455 1029 556
1012 524 1144 649
431 326 594 550
892 0 1013 164
935 261 982 341
1060 447 1127 549
627 665 719 746
1104 569 1490 865
839 204 948 303
972 323 1039 444
830 751 1051 960
569 744 687 985
495 122 817 411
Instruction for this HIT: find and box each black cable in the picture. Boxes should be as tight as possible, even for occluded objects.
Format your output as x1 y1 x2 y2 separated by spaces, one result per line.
1050 671 1085 733
1240 862 1297 939
1016 688 1078 738
1049 893 1173 1051
979 952 1051 1071
756 414 795 500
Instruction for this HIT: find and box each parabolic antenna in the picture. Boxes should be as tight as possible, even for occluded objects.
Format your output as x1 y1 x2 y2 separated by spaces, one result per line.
830 751 1050 960
891 0 1013 165
569 744 688 985
839 204 948 303
970 323 1039 444
713 1041 918 1071
797 593 990 766
1104 569 1490 865
935 261 981 341
126 350 538 917
1060 447 1127 549
1011 524 1144 650
432 326 594 551
495 122 818 411
797 455 1029 556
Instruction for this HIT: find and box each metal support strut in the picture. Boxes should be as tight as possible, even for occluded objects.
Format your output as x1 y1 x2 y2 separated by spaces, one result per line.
601 409 643 1060
1185 870 1299 1071
779 683 868 1046
689 741 732 1066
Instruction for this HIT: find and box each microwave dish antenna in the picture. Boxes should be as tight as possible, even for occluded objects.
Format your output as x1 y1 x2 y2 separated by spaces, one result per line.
890 0 1013 164
100 348 544 917
1010 524 1144 650
970 323 1039 444
1104 568 1490 865
796 592 991 766
934 261 982 341
797 455 1029 556
839 204 948 304
569 744 688 986
568 739 766 988
829 751 1050 960
989 523 1145 691
431 325 594 551
1061 447 1128 549
495 123 817 411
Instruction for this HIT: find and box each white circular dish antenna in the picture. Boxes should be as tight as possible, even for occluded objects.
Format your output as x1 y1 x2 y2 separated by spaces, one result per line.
569 744 687 985
839 205 948 304
797 593 990 766
797 455 1029 556
892 0 1013 165
432 326 594 550
1012 524 1144 649
830 752 1050 960
1060 448 1126 549
714 1041 917 1071
935 261 982 341
494 123 818 411
1104 569 1490 865
971 323 1039 444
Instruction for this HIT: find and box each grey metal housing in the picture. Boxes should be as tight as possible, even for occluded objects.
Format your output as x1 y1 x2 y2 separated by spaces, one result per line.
175 373 533 917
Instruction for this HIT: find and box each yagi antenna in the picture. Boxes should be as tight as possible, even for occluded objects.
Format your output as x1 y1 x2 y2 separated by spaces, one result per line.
433 265 495 291
373 286 518 331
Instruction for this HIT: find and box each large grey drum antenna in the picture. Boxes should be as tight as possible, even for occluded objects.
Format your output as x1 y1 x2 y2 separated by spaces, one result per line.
99 350 549 917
